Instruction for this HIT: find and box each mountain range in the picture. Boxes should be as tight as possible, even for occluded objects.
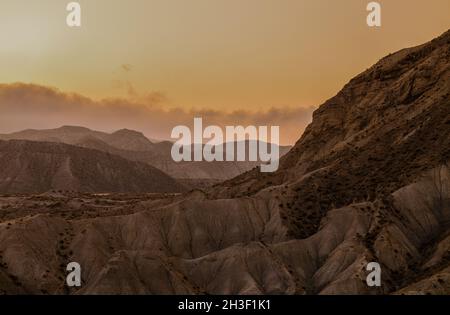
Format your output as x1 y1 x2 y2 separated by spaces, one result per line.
0 126 291 184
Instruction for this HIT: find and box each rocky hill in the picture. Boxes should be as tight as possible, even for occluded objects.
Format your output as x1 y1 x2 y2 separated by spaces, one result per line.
212 29 450 239
0 140 185 194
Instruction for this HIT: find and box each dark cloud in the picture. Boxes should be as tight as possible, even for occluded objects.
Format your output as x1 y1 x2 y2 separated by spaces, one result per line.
0 83 314 145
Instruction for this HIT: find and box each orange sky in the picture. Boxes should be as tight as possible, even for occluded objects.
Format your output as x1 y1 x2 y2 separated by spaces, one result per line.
0 0 449 144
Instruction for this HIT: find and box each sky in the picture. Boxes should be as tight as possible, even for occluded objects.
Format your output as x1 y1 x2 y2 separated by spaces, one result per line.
0 0 449 144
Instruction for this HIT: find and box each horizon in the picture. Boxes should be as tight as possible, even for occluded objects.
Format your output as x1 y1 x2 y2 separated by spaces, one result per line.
0 124 294 147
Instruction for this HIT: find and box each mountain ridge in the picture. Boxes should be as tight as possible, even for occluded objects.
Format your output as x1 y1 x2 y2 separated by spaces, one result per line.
0 126 292 181
0 139 186 194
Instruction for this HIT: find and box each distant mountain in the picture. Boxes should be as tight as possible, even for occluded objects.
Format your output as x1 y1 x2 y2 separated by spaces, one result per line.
0 126 291 181
106 129 155 151
0 140 185 194
0 125 155 152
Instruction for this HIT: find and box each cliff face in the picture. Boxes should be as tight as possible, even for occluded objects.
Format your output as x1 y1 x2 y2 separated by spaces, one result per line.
212 29 450 239
0 30 449 295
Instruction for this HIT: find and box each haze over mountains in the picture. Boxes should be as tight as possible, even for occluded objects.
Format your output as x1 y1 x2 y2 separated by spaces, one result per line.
0 30 449 294
0 126 291 183
0 126 158 152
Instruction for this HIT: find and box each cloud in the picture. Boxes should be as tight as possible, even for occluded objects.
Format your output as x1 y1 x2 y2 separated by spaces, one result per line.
0 83 314 145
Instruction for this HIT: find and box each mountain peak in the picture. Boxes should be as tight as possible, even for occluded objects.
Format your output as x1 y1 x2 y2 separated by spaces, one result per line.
107 128 154 151
112 128 146 138
57 125 91 132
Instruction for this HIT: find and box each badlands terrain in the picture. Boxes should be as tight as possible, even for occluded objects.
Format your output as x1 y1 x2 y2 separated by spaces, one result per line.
0 30 449 294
